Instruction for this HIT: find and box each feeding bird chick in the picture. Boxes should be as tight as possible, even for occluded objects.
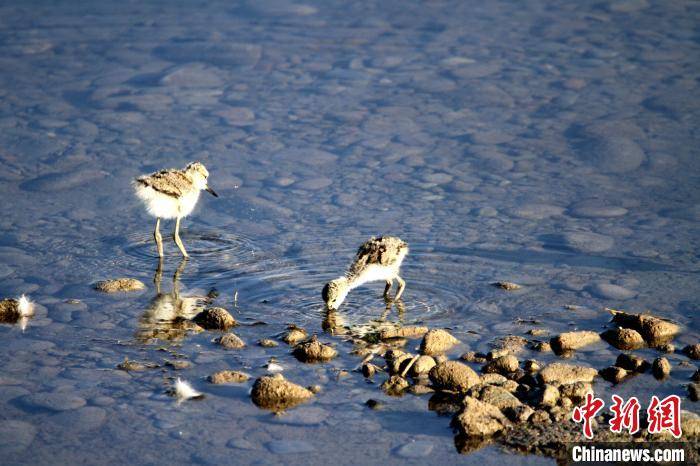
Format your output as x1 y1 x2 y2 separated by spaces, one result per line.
322 236 408 310
134 162 217 258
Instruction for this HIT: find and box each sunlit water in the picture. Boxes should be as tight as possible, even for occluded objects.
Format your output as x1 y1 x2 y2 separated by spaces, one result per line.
0 0 698 464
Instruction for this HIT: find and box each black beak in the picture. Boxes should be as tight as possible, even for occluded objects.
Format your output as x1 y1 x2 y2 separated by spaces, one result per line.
205 186 218 197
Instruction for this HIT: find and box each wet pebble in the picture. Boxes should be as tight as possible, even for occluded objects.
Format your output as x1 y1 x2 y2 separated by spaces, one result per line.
420 329 460 355
215 333 246 349
21 392 87 412
557 231 614 253
272 406 328 426
93 278 145 293
569 204 628 218
193 307 236 330
602 328 646 350
652 357 671 379
49 407 106 433
0 420 36 452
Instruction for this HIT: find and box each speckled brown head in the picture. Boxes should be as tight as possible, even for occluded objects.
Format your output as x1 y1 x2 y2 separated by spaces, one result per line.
185 162 217 197
322 277 350 310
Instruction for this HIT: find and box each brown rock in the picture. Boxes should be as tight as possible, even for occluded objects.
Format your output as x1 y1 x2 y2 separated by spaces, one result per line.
480 373 508 385
0 298 24 321
657 343 675 353
550 331 601 354
652 357 671 379
684 344 700 360
524 360 540 372
615 353 649 372
208 370 250 384
483 355 519 375
93 278 145 293
505 404 534 423
461 351 488 363
420 329 460 355
292 336 337 363
538 384 560 408
215 333 245 349
491 335 528 354
250 374 313 411
410 355 437 376
692 369 700 383
362 363 377 378
601 328 645 350
281 325 307 345
381 375 409 396
379 326 428 340
559 382 593 403
385 349 412 375
689 383 699 402
599 366 629 384
193 307 236 330
539 363 598 386
531 341 552 352
502 380 519 393
493 281 521 290
530 410 551 424
258 338 279 348
429 361 480 392
452 396 512 437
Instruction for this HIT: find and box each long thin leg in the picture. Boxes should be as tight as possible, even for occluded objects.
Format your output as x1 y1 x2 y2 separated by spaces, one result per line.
173 216 189 258
154 218 164 258
153 258 164 294
383 280 393 297
395 276 406 300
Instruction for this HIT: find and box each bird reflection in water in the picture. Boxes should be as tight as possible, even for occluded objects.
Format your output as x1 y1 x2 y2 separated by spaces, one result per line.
322 293 405 338
136 259 208 343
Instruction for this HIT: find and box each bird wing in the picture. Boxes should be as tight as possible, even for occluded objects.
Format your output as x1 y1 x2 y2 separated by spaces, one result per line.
136 169 191 198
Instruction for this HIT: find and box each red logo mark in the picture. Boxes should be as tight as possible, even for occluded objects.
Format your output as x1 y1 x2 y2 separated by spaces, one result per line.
647 395 682 438
572 393 605 439
609 395 641 434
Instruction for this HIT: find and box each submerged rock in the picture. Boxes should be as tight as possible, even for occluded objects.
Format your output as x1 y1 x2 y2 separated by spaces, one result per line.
409 355 437 377
420 329 460 355
380 326 429 340
609 309 680 345
558 382 593 403
208 370 250 384
478 385 522 410
652 357 671 379
683 344 700 360
381 375 409 396
193 307 236 330
599 366 629 384
251 374 313 411
539 363 598 386
550 331 601 354
452 396 512 438
429 361 480 392
116 358 157 371
0 296 33 322
93 278 145 293
292 336 337 363
601 328 645 350
461 352 488 363
258 338 279 348
281 325 307 345
215 333 246 349
492 281 521 291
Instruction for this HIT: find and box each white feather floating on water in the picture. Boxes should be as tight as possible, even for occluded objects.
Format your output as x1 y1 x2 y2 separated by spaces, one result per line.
265 362 284 373
174 378 203 401
18 295 34 317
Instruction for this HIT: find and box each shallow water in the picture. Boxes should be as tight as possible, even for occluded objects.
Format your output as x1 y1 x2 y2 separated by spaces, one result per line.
0 0 699 464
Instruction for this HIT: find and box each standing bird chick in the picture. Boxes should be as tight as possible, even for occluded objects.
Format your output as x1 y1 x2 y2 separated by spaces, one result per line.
133 162 217 258
322 236 408 310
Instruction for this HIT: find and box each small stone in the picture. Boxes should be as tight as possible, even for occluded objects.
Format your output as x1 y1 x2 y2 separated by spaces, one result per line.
258 339 278 348
193 307 236 330
483 355 519 375
527 329 549 337
601 328 645 350
524 360 540 372
652 357 671 379
599 366 629 384
307 385 322 395
558 382 593 403
683 344 700 360
692 369 700 383
116 358 155 371
266 440 315 454
689 384 699 402
365 399 383 410
539 363 598 386
0 420 36 452
505 405 534 423
493 281 521 291
165 360 191 370
251 374 313 411
420 329 460 355
502 380 519 393
538 384 560 408
395 440 434 458
281 326 307 345
385 350 412 375
292 336 337 363
429 361 480 392
550 331 601 354
379 326 428 340
657 343 675 353
408 384 435 395
381 375 409 396
93 278 145 293
461 352 487 363
215 333 246 349
480 373 508 385
615 354 649 372
452 396 511 437
22 392 87 412
588 283 637 300
531 341 552 352
557 231 614 254
208 370 250 384
410 355 437 377
362 363 377 378
530 410 551 424
491 335 528 354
